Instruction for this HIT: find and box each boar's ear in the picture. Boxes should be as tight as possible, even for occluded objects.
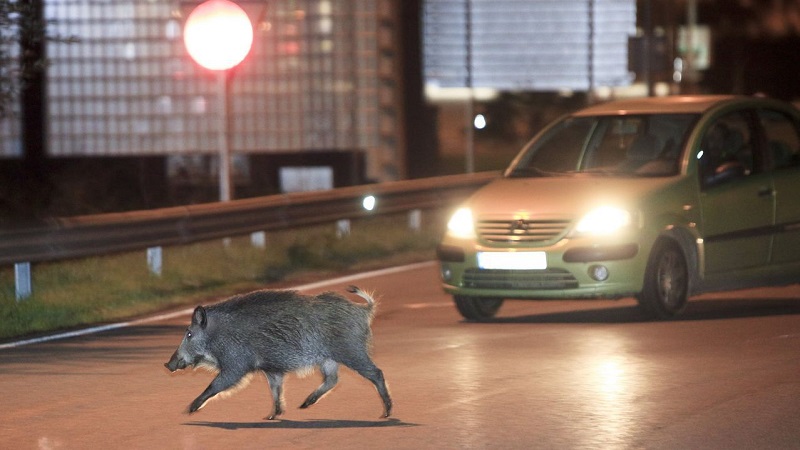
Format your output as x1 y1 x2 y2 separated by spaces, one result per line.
191 306 208 329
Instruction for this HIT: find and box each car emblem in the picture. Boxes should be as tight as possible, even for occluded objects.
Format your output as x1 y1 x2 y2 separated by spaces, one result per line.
510 219 529 233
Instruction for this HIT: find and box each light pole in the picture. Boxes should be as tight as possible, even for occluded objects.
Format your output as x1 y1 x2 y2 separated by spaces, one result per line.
183 0 253 202
464 0 474 174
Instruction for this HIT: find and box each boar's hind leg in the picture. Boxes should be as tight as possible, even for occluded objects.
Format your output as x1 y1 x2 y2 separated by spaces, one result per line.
264 372 285 420
350 359 392 418
300 359 339 409
189 370 248 413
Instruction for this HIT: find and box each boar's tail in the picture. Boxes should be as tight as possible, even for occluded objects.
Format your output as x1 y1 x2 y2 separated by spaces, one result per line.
346 285 376 309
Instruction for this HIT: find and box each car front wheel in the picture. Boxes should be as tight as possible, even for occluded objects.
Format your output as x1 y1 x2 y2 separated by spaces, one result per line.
637 240 689 319
453 296 504 321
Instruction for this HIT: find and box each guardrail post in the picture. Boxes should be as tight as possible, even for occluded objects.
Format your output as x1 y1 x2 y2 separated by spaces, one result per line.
336 219 351 238
15 262 32 301
251 231 266 249
147 247 162 276
408 209 422 232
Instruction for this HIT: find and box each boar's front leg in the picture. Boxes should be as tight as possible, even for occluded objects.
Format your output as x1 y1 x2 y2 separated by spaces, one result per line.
264 371 286 420
188 369 247 413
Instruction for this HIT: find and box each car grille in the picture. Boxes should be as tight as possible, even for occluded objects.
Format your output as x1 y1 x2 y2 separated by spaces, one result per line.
464 268 579 290
477 218 571 244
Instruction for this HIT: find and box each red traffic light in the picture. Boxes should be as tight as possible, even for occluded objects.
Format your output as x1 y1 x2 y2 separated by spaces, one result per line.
184 0 253 71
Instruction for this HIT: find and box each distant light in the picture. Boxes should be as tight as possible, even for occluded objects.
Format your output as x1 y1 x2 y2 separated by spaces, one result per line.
654 83 671 97
184 0 253 71
473 114 487 130
697 150 704 160
594 86 612 100
362 195 376 211
123 43 136 60
165 19 181 40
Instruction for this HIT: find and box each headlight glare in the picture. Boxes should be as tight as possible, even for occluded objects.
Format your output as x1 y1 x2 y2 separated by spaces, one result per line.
575 206 632 235
447 207 476 239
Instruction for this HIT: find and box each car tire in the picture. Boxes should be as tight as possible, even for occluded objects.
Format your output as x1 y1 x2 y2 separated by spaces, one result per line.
637 240 689 319
453 296 503 321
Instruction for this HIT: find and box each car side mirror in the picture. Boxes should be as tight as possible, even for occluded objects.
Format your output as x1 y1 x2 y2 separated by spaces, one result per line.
704 161 748 188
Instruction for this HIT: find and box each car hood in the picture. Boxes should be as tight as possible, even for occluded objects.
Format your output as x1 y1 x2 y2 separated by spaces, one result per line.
465 175 679 218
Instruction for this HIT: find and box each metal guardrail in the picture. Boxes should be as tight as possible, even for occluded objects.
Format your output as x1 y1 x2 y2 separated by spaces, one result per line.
1 171 498 266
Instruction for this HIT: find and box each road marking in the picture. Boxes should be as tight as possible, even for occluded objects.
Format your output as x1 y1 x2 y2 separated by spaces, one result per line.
0 260 437 350
405 302 452 309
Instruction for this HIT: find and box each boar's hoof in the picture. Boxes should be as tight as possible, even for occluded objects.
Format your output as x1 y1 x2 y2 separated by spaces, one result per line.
188 398 206 414
266 407 283 420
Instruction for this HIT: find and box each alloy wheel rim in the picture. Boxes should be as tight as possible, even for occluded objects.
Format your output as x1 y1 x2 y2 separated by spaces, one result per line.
658 250 684 310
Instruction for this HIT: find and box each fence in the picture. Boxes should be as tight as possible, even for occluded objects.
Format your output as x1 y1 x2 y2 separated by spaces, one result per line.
3 171 498 300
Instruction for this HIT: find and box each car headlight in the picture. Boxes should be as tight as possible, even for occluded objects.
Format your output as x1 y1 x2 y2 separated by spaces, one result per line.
574 206 632 236
447 207 476 239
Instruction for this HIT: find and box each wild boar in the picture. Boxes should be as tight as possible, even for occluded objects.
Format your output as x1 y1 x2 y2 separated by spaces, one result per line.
164 285 392 419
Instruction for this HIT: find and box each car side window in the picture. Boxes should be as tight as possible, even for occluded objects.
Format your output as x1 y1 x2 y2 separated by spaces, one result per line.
699 112 755 188
757 108 800 170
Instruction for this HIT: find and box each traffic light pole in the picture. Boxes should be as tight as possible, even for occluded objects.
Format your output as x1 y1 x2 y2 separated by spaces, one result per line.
216 70 231 202
182 0 255 203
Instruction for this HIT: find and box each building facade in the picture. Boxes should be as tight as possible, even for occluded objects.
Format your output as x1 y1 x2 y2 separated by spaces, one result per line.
1 0 405 189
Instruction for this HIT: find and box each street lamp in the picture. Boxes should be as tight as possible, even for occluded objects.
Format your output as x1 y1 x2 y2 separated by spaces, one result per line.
184 0 253 201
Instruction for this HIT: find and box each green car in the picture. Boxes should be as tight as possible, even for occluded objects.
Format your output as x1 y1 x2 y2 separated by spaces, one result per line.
437 95 800 320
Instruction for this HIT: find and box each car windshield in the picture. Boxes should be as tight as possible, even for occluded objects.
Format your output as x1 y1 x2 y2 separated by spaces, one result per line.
507 113 698 177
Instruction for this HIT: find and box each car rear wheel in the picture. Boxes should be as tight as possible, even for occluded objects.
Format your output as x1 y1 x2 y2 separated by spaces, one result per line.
453 296 504 321
637 240 689 319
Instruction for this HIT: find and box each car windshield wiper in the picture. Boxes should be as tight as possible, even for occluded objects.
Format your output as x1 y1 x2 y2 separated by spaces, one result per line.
507 167 555 178
580 167 629 176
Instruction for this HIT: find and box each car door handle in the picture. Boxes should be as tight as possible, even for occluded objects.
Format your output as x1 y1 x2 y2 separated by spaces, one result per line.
758 186 775 197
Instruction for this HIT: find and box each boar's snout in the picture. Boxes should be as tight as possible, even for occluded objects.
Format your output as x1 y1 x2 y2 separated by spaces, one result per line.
165 351 187 372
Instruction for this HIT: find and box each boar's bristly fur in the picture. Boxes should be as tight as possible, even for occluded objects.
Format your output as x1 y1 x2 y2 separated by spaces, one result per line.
164 285 392 419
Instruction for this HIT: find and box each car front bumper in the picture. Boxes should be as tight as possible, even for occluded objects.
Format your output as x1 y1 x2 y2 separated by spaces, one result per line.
437 240 647 300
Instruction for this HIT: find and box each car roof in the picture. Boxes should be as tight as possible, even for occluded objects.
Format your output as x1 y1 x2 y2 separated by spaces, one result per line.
573 95 738 116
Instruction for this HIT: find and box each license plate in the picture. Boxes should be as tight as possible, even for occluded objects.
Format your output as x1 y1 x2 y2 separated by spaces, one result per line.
477 252 547 270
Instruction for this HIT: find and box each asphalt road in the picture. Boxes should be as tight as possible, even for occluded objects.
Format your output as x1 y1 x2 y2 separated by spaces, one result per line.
2 261 800 449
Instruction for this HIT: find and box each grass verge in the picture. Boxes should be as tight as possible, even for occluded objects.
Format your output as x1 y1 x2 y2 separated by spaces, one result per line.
0 212 446 340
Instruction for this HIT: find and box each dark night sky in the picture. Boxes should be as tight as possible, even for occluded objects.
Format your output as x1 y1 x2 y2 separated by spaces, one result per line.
693 0 800 99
